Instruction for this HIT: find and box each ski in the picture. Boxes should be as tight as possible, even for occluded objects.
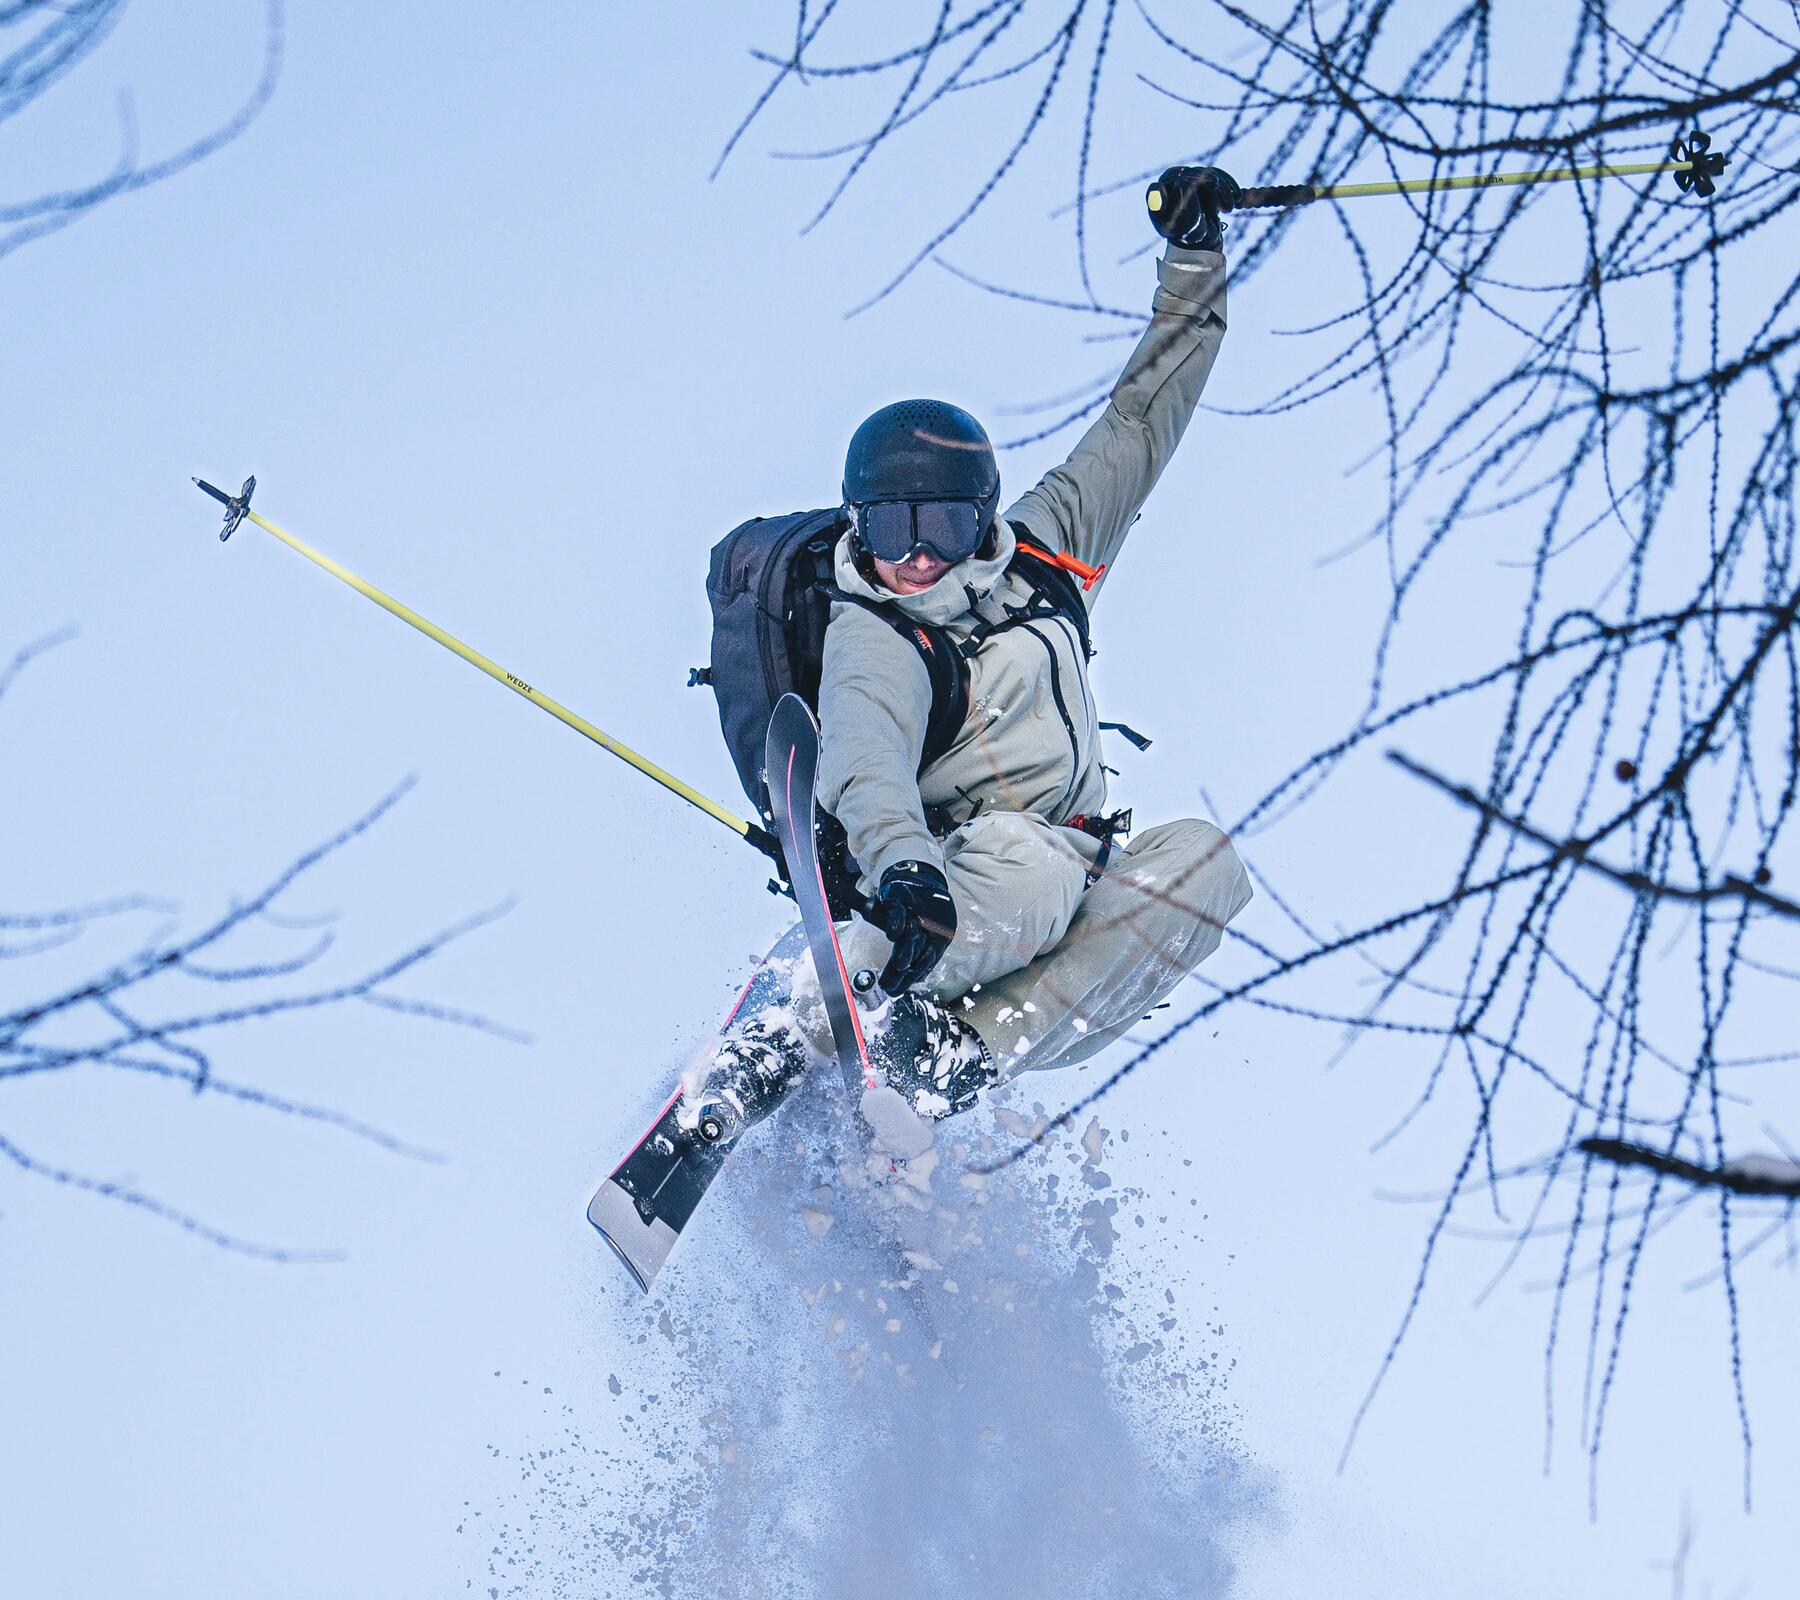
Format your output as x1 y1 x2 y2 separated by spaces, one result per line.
586 925 804 1291
764 693 878 1096
588 695 872 1292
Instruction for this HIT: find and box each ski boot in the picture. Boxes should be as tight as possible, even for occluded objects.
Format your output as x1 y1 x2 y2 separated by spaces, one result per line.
681 1013 810 1146
869 992 997 1119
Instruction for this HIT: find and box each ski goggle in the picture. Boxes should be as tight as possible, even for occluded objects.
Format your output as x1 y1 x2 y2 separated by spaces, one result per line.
852 499 988 565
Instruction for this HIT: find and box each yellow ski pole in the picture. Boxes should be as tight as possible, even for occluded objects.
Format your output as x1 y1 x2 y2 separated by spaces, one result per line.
1148 131 1728 220
193 474 782 863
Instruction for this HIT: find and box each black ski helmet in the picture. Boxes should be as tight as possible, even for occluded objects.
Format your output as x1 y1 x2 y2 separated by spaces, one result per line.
842 399 1000 552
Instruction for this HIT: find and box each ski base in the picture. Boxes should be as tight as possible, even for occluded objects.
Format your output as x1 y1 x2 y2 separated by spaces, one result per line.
586 926 803 1291
587 1102 710 1291
588 693 875 1293
588 1182 677 1292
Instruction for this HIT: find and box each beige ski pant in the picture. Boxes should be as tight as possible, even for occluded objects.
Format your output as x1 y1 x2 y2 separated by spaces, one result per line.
795 813 1252 1079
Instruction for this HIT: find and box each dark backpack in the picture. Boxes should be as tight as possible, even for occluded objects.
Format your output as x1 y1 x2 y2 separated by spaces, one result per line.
697 508 1093 816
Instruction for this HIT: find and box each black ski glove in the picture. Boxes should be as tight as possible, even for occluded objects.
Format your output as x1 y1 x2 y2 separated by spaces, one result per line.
1146 165 1242 251
868 860 957 994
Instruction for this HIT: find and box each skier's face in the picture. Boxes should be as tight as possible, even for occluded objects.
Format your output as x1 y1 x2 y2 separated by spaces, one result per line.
871 547 952 595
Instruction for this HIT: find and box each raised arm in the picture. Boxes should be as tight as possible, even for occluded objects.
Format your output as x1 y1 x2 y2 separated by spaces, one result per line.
1002 240 1228 599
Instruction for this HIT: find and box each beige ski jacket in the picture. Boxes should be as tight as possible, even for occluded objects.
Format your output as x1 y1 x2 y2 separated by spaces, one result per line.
816 243 1228 888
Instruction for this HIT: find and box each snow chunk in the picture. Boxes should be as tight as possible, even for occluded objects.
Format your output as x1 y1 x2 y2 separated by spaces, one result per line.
913 1088 953 1120
1081 1117 1106 1167
860 1083 935 1160
901 1149 940 1193
994 1107 1048 1141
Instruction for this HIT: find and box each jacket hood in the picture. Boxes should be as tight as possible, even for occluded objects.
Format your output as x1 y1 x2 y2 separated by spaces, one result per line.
831 517 1017 627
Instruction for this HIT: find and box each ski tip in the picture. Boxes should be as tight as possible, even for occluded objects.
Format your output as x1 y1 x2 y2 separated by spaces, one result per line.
587 1181 675 1293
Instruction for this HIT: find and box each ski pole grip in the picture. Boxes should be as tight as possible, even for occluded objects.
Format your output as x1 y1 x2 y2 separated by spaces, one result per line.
1234 183 1318 210
846 887 953 943
744 821 784 863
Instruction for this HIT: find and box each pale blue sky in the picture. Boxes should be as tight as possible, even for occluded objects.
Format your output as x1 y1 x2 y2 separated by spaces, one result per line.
4 4 1793 1596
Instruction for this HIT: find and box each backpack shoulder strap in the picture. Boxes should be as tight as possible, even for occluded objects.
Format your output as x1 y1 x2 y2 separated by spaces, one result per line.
827 590 970 772
1006 523 1092 658
908 617 969 770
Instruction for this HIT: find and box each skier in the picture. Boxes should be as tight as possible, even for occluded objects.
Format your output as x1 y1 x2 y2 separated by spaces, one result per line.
688 165 1253 1142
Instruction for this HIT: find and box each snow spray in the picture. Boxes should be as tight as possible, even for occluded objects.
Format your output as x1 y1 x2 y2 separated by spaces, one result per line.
476 1067 1276 1597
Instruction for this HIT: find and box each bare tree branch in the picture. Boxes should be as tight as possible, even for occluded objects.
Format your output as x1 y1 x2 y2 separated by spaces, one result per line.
1389 750 1800 921
1580 1137 1800 1199
2 638 514 1256
721 0 1800 1496
0 0 284 262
